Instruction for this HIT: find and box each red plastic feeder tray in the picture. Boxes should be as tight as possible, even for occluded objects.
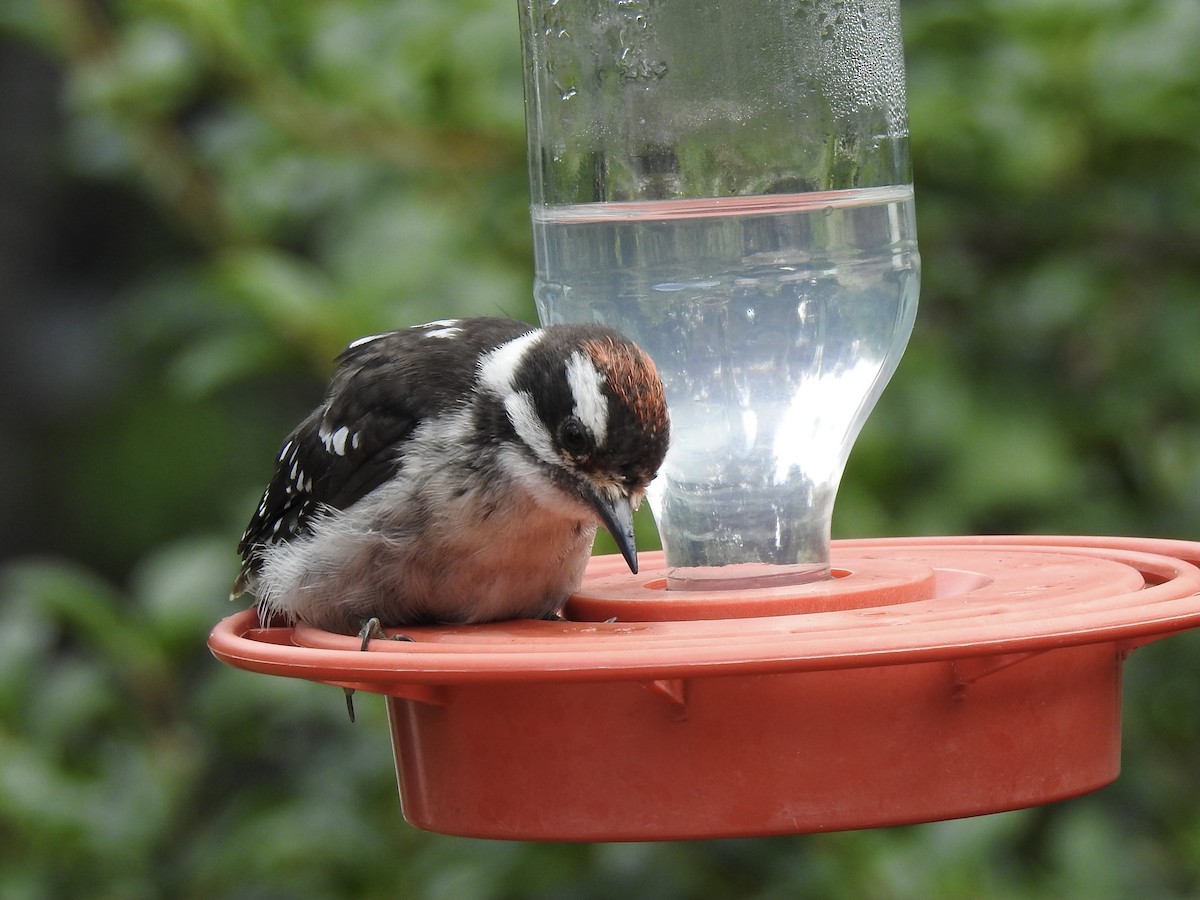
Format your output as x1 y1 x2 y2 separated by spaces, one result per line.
209 535 1200 841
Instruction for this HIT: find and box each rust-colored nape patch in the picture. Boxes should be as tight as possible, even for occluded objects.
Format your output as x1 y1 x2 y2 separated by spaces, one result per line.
582 337 670 438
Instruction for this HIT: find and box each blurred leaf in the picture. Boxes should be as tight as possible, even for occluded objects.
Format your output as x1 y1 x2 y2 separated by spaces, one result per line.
2 0 1200 896
129 537 238 646
1 561 168 694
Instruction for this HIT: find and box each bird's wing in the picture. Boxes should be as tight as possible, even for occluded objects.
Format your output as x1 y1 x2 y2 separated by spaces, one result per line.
233 318 534 592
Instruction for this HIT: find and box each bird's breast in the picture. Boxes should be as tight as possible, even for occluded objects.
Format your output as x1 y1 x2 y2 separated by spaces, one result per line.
338 468 600 625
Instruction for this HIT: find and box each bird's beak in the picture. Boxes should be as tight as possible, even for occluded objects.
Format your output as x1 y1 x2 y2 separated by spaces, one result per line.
586 486 639 574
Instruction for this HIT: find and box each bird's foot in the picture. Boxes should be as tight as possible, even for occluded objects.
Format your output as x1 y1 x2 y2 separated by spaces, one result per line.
344 617 415 723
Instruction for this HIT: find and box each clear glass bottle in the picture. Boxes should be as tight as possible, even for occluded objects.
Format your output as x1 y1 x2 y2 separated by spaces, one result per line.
520 0 919 589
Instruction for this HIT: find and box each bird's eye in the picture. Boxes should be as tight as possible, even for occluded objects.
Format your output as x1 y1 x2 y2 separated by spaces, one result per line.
559 417 591 457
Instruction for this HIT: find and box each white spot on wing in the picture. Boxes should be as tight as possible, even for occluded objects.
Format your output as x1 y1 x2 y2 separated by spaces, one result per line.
566 350 609 443
331 426 350 456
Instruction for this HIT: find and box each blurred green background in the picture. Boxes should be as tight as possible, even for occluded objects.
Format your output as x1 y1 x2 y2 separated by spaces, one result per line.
2 0 1199 897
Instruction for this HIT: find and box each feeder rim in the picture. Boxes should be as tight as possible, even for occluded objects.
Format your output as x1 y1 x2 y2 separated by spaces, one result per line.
208 535 1200 692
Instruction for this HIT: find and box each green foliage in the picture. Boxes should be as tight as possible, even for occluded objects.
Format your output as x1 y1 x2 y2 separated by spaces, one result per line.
1 0 1199 896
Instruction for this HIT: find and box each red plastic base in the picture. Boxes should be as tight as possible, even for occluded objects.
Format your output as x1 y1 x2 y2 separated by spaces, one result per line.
388 643 1121 839
209 536 1200 841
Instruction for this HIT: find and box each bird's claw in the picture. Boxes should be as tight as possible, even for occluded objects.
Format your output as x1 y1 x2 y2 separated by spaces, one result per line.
357 616 388 651
344 617 414 723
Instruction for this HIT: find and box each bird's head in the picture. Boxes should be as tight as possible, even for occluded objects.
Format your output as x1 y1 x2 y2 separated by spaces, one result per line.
478 323 670 573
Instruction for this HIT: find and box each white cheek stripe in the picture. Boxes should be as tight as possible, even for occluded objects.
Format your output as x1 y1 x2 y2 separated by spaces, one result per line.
479 329 567 467
504 392 559 467
566 351 609 444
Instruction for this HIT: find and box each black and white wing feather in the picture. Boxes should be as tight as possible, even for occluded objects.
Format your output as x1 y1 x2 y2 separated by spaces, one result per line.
233 317 534 595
